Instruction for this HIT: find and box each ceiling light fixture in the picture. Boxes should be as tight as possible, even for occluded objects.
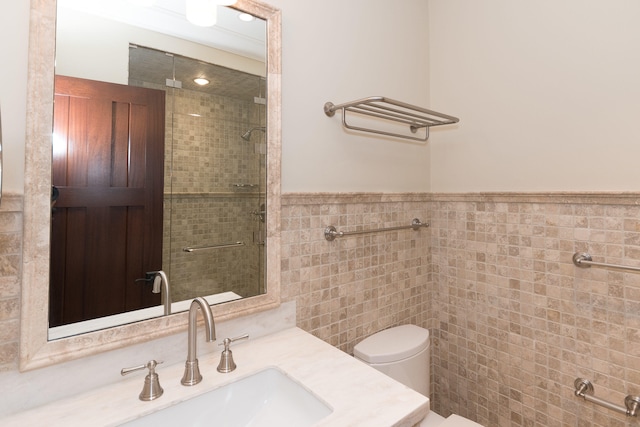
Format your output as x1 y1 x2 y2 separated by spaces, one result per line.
185 0 239 27
185 0 217 27
193 77 210 85
238 12 255 22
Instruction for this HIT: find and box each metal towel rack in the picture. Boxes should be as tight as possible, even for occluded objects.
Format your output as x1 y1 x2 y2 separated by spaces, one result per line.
183 242 245 253
574 378 640 417
572 252 640 273
324 96 459 141
324 218 429 241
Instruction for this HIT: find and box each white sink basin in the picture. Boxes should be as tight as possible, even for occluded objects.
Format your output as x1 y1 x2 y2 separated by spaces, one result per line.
122 367 333 427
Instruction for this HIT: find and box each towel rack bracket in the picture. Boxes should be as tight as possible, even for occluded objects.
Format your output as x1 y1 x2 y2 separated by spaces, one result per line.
574 378 594 396
324 225 339 241
573 252 592 268
324 102 337 117
626 396 640 416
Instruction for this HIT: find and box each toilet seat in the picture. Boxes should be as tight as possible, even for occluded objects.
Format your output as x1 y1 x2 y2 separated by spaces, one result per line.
353 324 429 363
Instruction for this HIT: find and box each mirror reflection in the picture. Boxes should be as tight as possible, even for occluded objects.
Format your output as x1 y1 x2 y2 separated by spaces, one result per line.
49 0 267 339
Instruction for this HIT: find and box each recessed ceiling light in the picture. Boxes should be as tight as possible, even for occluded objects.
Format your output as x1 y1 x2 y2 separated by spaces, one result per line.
238 13 255 22
194 77 210 86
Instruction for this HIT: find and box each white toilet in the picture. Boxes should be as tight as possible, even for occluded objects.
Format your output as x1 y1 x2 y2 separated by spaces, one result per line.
353 324 482 427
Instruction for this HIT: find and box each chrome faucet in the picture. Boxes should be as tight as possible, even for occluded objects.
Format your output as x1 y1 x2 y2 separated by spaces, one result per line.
149 270 171 315
135 270 171 315
181 297 216 386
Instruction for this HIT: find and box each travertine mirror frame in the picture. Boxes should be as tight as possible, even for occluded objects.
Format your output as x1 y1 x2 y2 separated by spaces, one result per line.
20 0 281 371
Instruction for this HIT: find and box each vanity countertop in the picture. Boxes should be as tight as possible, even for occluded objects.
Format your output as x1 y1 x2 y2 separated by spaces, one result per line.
2 327 429 426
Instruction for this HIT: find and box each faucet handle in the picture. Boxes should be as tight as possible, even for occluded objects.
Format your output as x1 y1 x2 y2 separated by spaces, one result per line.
121 360 164 401
217 334 249 373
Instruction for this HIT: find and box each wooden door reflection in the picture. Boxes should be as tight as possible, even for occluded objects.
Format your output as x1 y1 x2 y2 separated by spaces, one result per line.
50 76 165 327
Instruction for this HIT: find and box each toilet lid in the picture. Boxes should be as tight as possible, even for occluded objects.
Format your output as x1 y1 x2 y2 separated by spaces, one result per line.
440 414 484 427
353 324 429 364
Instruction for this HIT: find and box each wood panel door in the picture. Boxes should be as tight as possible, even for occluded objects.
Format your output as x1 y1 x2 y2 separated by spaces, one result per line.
50 75 165 327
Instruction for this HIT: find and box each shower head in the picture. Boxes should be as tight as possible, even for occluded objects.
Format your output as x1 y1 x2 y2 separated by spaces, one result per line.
241 126 266 141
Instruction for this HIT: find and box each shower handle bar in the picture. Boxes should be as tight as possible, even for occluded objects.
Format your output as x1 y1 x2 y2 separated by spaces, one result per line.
572 252 640 273
324 218 429 242
183 242 245 253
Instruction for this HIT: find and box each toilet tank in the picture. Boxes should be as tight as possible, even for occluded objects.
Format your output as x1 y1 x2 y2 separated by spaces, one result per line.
353 325 430 397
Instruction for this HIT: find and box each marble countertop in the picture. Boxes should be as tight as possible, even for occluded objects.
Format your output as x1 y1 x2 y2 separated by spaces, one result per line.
2 327 429 426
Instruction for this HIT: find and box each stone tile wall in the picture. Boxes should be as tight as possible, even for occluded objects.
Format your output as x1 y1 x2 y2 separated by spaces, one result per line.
0 196 22 372
429 194 640 427
280 193 432 354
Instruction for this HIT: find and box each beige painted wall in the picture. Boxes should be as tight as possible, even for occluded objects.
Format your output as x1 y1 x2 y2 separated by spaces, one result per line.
428 0 640 192
0 1 29 195
264 0 432 193
5 1 640 195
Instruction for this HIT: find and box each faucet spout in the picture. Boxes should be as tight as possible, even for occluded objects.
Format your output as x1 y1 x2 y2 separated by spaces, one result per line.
149 270 171 315
181 297 216 386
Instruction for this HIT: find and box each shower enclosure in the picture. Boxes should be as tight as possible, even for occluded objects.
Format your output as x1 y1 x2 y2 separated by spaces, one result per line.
129 45 267 302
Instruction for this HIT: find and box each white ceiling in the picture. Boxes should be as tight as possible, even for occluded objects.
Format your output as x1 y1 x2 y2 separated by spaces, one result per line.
57 0 266 61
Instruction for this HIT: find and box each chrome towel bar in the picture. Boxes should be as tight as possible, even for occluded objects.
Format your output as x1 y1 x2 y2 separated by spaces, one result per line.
324 96 459 142
183 242 245 252
574 378 640 417
324 218 429 242
572 252 640 273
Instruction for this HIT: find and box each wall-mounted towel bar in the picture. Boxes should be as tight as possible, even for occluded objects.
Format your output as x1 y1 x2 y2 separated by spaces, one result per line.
324 218 429 241
183 242 245 253
574 378 640 417
324 96 459 141
572 252 640 273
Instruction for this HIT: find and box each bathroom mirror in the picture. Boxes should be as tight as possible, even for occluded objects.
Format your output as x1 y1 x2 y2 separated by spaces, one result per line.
20 0 281 371
49 0 269 339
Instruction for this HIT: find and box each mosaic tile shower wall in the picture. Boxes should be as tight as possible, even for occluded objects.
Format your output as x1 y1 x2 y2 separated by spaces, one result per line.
163 87 265 300
167 194 263 301
130 46 267 301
